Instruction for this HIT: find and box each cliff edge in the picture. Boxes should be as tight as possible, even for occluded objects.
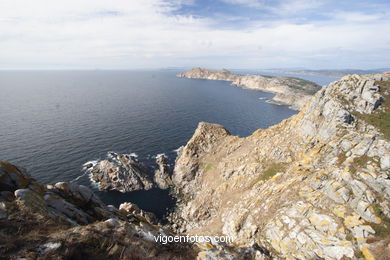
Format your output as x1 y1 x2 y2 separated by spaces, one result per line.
177 68 322 110
171 72 390 259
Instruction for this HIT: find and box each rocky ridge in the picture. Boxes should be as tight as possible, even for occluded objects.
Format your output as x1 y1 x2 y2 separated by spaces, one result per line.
171 72 390 259
0 160 272 259
0 160 193 258
177 67 322 110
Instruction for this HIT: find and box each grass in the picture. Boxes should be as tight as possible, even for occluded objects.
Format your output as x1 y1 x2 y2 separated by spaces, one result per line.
349 167 357 174
338 153 374 174
353 154 372 168
259 163 287 182
352 79 390 140
248 162 287 189
202 163 213 172
354 250 365 258
369 203 390 239
263 163 286 180
345 233 353 241
285 77 322 94
337 152 347 166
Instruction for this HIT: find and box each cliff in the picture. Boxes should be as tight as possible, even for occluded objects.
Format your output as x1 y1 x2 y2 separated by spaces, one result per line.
177 68 321 110
171 73 390 259
0 161 197 259
2 72 390 259
0 161 263 259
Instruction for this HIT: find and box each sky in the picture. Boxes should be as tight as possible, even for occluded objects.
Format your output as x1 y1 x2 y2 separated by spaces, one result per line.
0 0 390 70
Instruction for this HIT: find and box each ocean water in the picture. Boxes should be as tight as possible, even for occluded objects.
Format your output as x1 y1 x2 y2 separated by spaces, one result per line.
0 70 336 218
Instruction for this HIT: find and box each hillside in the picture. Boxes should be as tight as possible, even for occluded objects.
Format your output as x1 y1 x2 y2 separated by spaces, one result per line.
177 68 322 110
171 72 390 259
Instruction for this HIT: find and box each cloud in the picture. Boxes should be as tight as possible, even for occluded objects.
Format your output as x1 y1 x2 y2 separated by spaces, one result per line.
0 0 389 69
220 0 265 8
329 11 384 22
220 0 322 14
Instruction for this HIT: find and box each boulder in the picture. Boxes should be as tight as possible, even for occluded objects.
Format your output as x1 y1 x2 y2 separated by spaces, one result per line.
0 161 31 191
15 188 48 214
119 202 158 224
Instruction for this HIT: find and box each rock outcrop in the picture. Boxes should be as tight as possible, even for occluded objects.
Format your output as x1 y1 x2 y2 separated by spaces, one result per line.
87 152 174 192
0 160 197 259
0 160 271 259
89 152 154 192
154 154 173 189
177 67 321 110
171 73 390 259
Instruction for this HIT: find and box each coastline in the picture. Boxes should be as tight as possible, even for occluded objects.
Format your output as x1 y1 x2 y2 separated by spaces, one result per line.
177 68 321 110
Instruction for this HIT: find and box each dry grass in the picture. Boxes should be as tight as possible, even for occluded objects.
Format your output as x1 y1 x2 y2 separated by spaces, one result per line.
353 79 390 140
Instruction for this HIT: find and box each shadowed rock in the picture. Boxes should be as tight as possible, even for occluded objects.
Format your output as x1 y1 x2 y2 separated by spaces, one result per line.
154 154 172 189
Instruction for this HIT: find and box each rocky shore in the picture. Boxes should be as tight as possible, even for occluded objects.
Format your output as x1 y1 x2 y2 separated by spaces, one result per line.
1 72 390 259
86 152 172 192
177 67 322 110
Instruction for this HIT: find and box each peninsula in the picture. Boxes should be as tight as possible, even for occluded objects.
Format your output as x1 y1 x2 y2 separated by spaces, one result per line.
1 72 389 259
177 67 322 110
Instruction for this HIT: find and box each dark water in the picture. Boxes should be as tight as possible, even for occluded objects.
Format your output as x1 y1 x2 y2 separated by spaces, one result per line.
0 70 335 218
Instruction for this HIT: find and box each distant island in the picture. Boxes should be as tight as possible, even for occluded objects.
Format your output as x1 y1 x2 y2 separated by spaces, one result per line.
177 67 321 110
273 68 390 78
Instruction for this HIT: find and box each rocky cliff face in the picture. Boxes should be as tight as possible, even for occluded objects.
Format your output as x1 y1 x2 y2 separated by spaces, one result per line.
177 68 321 110
171 73 390 259
0 161 271 259
0 160 196 259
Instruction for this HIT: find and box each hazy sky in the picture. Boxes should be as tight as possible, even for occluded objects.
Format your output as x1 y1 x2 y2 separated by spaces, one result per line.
1 0 390 69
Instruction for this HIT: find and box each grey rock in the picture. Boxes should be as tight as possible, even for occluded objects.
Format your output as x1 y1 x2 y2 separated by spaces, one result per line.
154 154 172 189
91 153 153 192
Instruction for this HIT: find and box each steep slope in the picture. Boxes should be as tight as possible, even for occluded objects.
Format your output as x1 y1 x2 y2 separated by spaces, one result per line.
0 161 196 259
171 73 390 259
177 68 321 110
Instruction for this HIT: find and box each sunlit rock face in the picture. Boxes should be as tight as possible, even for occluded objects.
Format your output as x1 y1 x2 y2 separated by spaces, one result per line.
171 73 390 259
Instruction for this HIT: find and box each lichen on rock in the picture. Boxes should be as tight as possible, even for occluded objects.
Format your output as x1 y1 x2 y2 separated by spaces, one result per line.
171 72 390 259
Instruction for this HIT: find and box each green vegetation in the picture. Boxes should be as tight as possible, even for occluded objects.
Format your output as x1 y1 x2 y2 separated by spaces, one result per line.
259 163 287 181
285 77 322 95
354 250 364 258
369 203 390 239
353 154 371 168
372 203 382 216
349 154 372 173
337 153 375 174
337 152 347 166
352 79 390 140
203 163 213 172
249 162 288 189
260 74 274 79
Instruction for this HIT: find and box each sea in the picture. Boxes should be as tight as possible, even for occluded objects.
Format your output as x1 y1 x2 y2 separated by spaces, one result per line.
0 69 337 218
